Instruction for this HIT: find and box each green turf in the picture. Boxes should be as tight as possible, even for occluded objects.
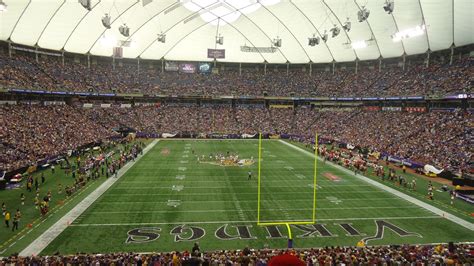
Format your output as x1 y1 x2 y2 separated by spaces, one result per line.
0 140 150 256
292 141 474 222
39 139 473 254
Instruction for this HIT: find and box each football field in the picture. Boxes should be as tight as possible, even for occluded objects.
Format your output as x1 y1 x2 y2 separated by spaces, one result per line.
41 139 474 254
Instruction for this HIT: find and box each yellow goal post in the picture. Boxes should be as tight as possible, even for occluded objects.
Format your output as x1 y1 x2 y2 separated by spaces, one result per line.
256 133 318 243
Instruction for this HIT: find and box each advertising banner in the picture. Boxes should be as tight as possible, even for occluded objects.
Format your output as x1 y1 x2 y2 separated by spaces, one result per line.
165 62 179 72
363 106 381 111
198 63 212 73
382 106 402 111
207 49 225 59
179 63 197 73
405 107 426 113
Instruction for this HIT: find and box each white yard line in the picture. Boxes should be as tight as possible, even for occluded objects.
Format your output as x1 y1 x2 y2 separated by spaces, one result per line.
112 184 374 189
121 175 342 180
70 216 442 227
105 191 386 196
95 197 403 204
87 206 424 215
19 139 160 257
119 180 371 186
278 140 474 231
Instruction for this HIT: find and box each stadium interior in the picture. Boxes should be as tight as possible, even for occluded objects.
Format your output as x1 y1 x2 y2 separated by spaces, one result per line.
0 0 473 265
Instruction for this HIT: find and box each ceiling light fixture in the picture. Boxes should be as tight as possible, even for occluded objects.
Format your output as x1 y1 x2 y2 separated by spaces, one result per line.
157 33 166 43
392 25 426 42
180 0 280 26
216 35 224 45
357 6 370 22
351 40 367 49
308 34 320 46
321 31 328 43
272 37 282 47
0 0 7 12
102 14 111 29
119 24 130 37
78 0 91 11
383 0 394 14
330 25 340 38
343 19 351 32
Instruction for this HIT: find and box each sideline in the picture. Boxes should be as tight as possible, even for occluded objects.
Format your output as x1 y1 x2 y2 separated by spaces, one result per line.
19 139 160 256
278 140 474 231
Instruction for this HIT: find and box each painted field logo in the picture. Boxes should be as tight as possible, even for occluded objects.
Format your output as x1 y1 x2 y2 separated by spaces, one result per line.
171 225 205 242
172 185 184 192
126 227 161 243
307 184 322 189
362 220 421 244
326 196 342 204
200 157 255 167
167 200 181 207
161 148 170 156
125 220 421 244
323 172 341 182
295 174 306 179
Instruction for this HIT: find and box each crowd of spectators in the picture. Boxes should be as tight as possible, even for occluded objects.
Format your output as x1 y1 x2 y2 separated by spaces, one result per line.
0 52 472 97
296 108 472 172
1 243 472 265
0 104 117 172
1 103 472 174
85 104 473 172
0 50 472 265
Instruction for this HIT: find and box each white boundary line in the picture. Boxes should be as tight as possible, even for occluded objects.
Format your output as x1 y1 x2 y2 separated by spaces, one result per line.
278 140 474 231
69 216 442 227
19 139 160 257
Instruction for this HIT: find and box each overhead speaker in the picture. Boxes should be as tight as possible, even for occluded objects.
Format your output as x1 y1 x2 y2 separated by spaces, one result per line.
102 14 111 29
119 24 130 37
78 0 91 11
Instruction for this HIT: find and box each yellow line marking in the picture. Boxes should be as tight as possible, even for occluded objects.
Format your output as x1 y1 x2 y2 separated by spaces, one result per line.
258 221 314 226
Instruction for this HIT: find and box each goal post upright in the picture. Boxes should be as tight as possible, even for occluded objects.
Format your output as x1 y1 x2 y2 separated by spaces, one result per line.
256 133 318 247
313 133 318 223
257 132 262 225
